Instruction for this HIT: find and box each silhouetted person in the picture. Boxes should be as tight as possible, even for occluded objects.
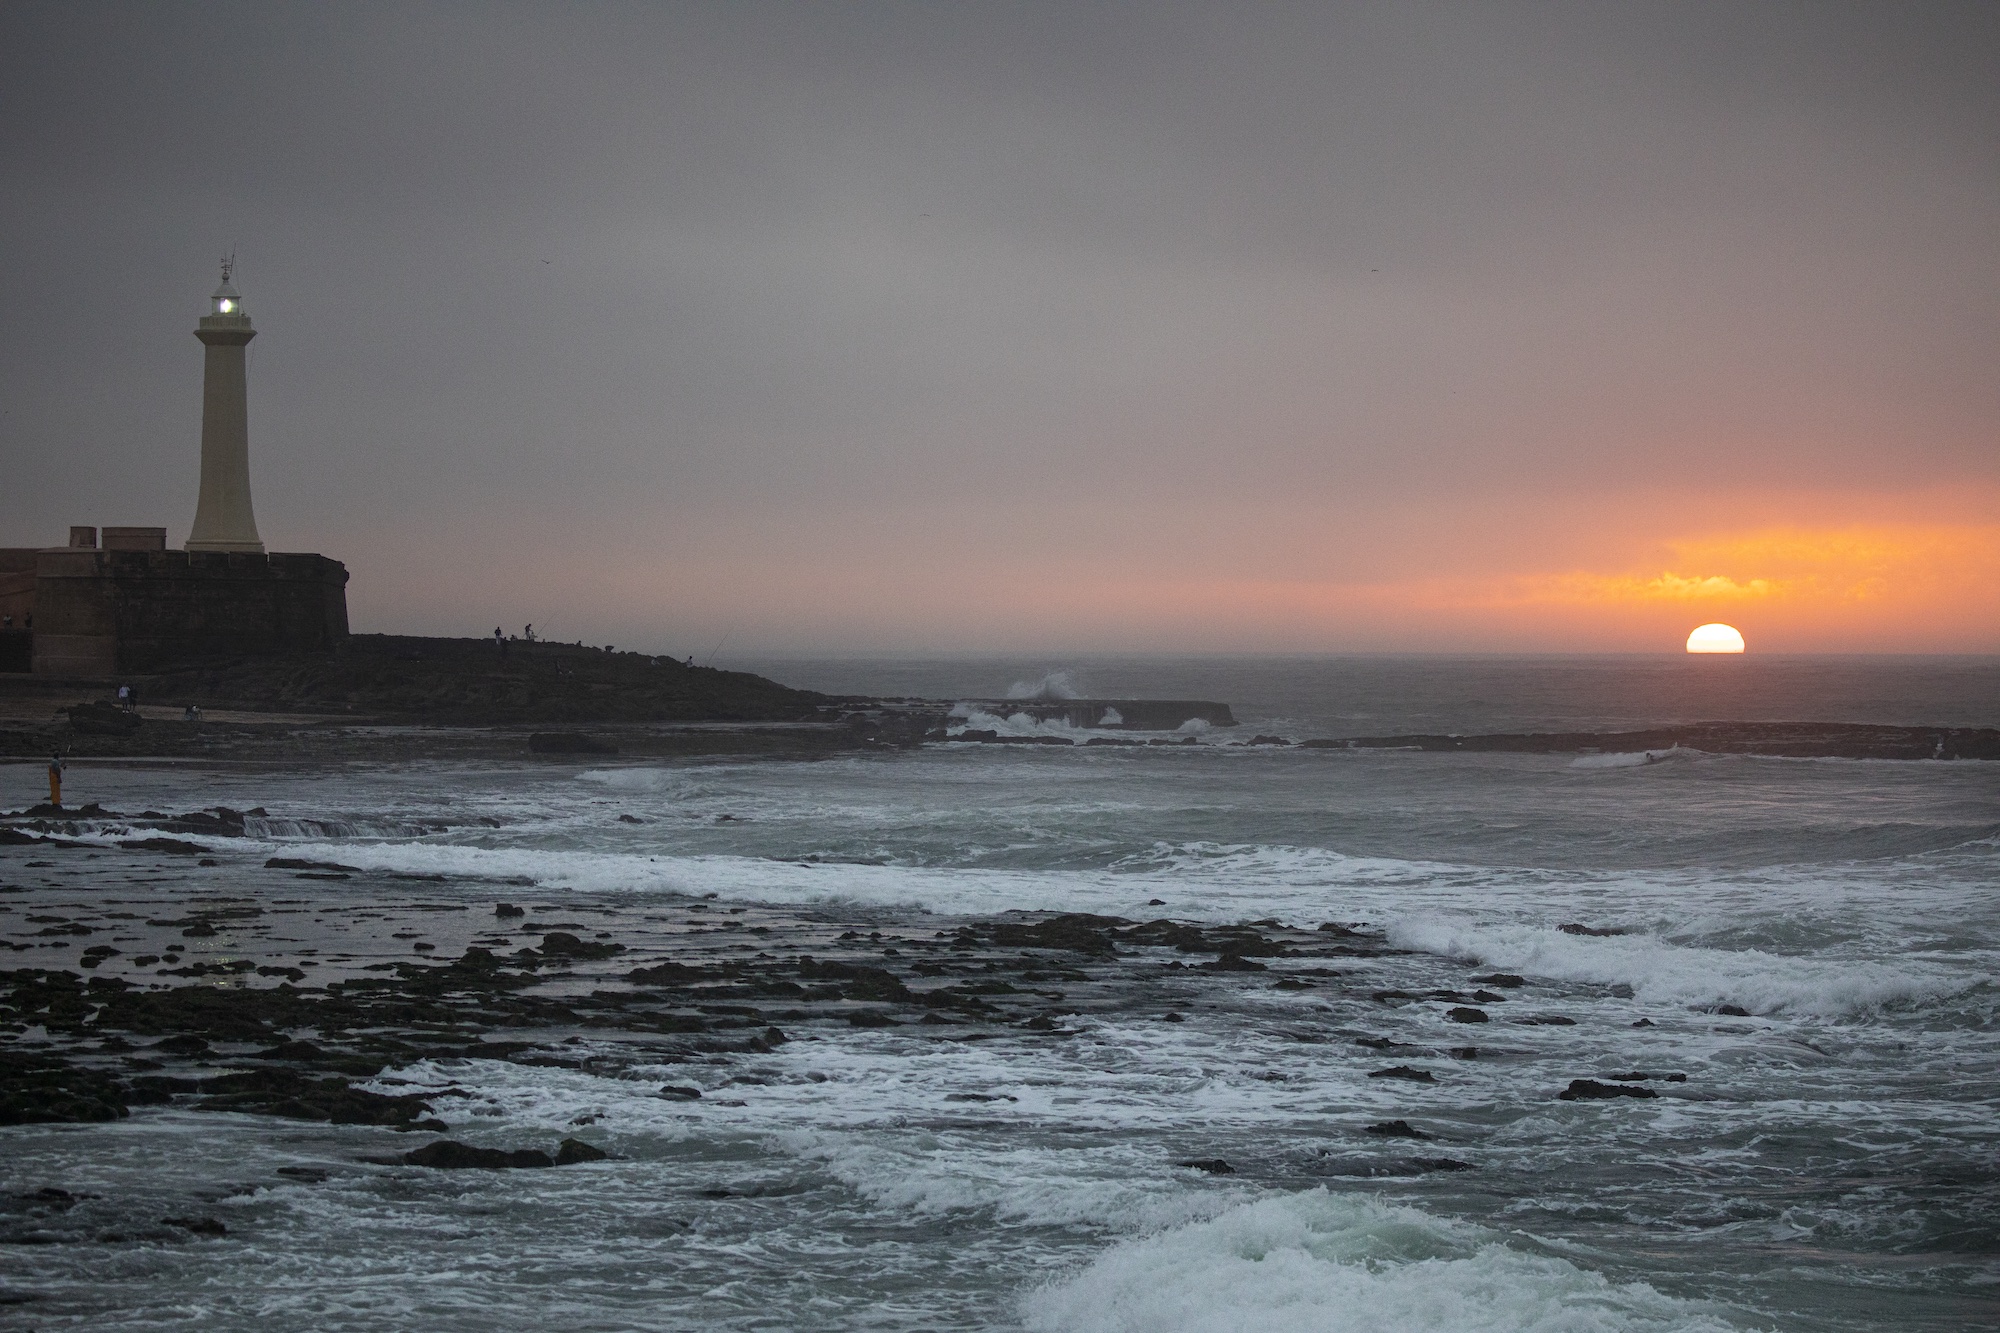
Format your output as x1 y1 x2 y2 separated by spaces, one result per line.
117 684 131 711
47 754 64 807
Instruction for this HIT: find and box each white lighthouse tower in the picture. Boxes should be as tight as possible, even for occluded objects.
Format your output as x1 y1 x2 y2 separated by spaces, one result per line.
185 259 266 553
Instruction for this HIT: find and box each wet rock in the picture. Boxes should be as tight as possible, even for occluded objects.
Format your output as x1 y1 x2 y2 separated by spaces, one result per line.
162 1216 228 1237
1202 954 1267 972
798 957 911 1001
118 838 210 855
1558 1078 1658 1101
1123 919 1211 952
180 922 218 938
554 1138 609 1165
0 1052 129 1124
265 857 363 874
403 1141 554 1169
1162 1012 1184 1022
1411 1157 1475 1172
1713 1004 1751 1017
1632 1018 1656 1028
626 960 704 985
659 1085 703 1100
1558 923 1626 937
532 932 626 961
1518 1015 1576 1026
848 1010 900 1027
988 913 1124 955
1368 1066 1437 1083
124 1075 200 1103
1472 973 1525 988
153 1035 212 1056
276 1167 329 1182
494 903 525 918
1354 1036 1414 1050
195 1068 443 1128
1611 1071 1686 1083
1363 1120 1432 1140
1177 1159 1234 1174
1445 1007 1488 1023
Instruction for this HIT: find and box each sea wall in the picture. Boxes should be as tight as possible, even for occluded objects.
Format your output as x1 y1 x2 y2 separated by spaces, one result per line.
30 549 348 675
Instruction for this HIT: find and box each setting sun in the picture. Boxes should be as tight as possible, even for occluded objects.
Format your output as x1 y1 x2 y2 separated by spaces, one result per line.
1686 623 1746 654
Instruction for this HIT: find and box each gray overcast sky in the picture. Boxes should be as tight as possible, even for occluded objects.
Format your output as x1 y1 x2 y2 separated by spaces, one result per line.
3 2 1996 652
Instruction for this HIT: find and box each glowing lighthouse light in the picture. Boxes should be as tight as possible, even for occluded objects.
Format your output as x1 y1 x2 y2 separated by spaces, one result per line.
1686 623 1746 654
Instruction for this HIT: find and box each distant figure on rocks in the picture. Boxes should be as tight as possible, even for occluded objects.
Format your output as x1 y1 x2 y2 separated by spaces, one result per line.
183 704 203 723
117 684 132 711
524 624 535 642
47 753 64 807
494 627 508 658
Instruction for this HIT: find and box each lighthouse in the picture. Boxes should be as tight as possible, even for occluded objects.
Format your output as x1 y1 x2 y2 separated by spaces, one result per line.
185 260 265 553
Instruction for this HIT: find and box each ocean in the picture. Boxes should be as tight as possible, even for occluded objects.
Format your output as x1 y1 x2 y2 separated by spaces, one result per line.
4 654 1997 1331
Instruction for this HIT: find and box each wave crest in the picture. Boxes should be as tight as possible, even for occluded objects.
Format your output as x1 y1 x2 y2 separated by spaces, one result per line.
1022 1190 1739 1333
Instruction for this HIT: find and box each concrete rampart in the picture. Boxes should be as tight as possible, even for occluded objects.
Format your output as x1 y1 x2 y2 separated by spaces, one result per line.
28 549 348 674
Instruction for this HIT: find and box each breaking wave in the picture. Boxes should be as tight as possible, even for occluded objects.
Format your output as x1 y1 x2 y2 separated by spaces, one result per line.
1021 1190 1742 1333
1388 916 1989 1017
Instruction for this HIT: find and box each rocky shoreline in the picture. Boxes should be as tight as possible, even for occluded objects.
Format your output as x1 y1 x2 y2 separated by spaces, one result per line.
1 801 1727 1249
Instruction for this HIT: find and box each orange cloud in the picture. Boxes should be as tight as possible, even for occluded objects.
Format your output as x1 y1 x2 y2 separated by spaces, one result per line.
1464 524 2000 613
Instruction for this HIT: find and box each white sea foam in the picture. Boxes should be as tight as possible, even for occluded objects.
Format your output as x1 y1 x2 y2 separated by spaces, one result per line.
1021 1190 1741 1333
1007 670 1086 700
951 708 1085 738
1569 748 1700 770
1388 917 1986 1017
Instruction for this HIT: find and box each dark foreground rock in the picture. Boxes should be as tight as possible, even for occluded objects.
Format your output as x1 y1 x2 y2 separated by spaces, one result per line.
404 1141 554 1170
1177 1159 1235 1175
1364 1120 1432 1139
1559 1078 1659 1101
0 904 1413 1132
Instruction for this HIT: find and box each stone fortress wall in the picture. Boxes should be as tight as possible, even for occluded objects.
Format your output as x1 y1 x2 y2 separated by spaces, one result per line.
0 527 347 677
